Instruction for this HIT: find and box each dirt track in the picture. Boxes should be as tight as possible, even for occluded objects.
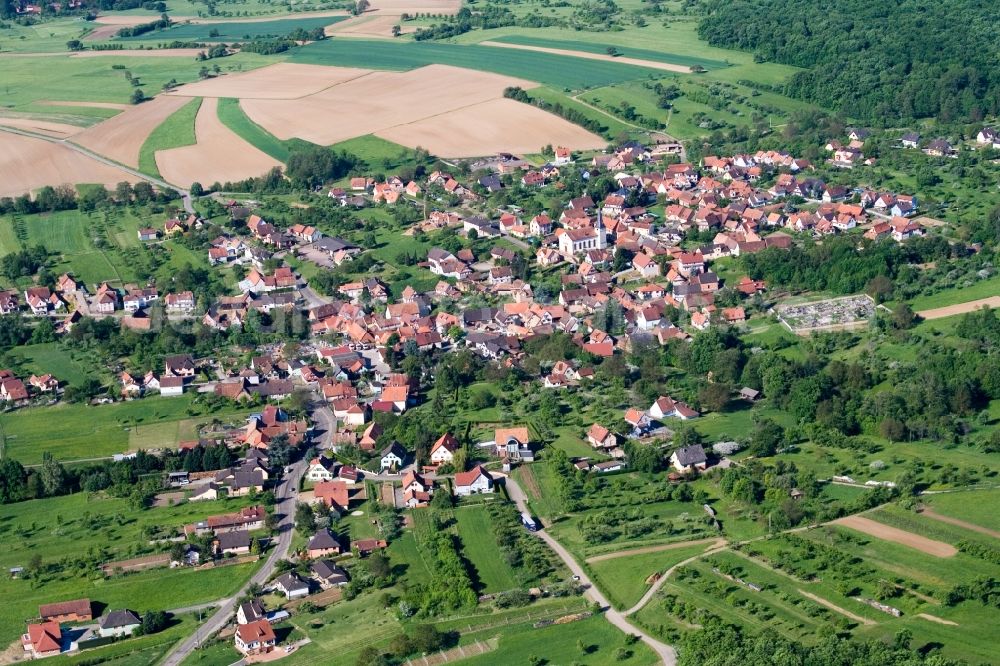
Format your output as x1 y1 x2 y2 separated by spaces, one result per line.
586 537 725 563
834 515 957 557
920 508 1000 539
916 613 958 626
917 296 1000 320
798 589 876 626
480 40 692 73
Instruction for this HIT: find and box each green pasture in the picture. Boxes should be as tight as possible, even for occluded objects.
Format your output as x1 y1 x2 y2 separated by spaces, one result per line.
454 504 520 593
0 394 238 464
290 39 662 89
588 541 716 610
489 34 729 70
1 342 99 387
118 15 347 42
920 488 1000 532
139 96 201 177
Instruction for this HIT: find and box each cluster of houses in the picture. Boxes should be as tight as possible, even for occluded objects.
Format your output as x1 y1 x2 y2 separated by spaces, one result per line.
22 600 144 659
0 368 58 403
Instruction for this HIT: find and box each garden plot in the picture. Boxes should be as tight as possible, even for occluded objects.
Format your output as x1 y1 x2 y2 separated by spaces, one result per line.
774 294 877 333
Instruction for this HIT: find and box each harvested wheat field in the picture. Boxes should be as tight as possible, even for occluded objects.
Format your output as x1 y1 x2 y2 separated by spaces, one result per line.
242 64 538 145
156 97 280 186
480 40 692 73
166 62 372 100
75 95 191 168
377 97 606 156
0 132 139 197
834 515 958 558
0 117 84 138
39 100 129 110
327 13 415 38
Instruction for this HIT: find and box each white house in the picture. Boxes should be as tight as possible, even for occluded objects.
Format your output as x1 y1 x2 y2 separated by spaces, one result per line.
670 444 708 474
453 465 493 496
98 610 141 638
273 572 310 599
234 619 276 656
379 441 406 472
305 457 337 483
430 432 458 465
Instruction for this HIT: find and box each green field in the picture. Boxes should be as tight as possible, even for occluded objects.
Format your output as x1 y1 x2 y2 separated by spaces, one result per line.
139 97 202 177
0 54 274 110
908 273 1000 310
588 541 717 610
0 395 237 464
1 342 100 388
0 490 260 641
291 39 662 89
920 488 1000 531
454 504 520 593
216 97 297 161
490 35 730 70
457 614 658 666
118 15 347 42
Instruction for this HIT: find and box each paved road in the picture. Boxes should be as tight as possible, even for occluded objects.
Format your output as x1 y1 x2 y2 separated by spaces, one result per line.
298 284 331 310
0 125 195 214
504 477 678 666
159 447 308 666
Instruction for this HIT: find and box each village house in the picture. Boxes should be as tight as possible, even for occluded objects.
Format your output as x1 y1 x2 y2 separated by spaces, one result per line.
98 610 142 638
215 530 252 555
235 619 276 656
493 426 534 462
379 441 406 472
586 423 617 450
649 395 699 420
313 480 350 513
429 432 459 465
237 599 265 625
670 444 708 474
453 465 494 496
273 572 310 599
22 622 61 658
311 559 350 588
39 598 92 623
306 529 342 559
306 457 338 482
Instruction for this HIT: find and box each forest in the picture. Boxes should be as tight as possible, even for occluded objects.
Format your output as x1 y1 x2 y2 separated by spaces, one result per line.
697 0 1000 124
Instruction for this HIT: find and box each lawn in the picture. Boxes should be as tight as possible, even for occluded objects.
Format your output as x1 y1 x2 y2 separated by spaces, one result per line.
291 39 663 89
60 612 198 666
454 504 519 593
588 541 716 610
0 394 237 464
456 614 658 666
118 15 348 42
139 96 201 177
490 34 730 70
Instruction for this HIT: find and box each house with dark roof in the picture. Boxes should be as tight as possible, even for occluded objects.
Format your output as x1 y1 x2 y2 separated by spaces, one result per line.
311 559 350 588
306 529 342 559
379 441 406 472
669 444 708 474
273 572 310 599
215 530 252 555
237 599 266 625
98 609 141 638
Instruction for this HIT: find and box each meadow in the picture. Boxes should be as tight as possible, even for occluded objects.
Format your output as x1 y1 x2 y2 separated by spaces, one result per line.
0 490 260 641
290 39 662 89
489 34 730 70
139 96 202 176
453 504 520 593
118 15 347 42
587 540 717 610
0 394 244 464
1 342 100 387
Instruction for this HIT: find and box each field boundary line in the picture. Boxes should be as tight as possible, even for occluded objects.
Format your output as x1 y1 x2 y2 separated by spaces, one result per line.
586 536 724 563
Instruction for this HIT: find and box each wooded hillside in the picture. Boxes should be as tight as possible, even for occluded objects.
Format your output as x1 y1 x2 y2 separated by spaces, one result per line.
697 0 1000 124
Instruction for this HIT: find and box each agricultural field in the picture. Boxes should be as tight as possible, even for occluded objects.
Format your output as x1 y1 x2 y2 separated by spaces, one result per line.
117 15 348 42
76 95 193 170
137 97 202 176
0 394 244 464
156 97 281 186
290 39 662 89
487 34 731 71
